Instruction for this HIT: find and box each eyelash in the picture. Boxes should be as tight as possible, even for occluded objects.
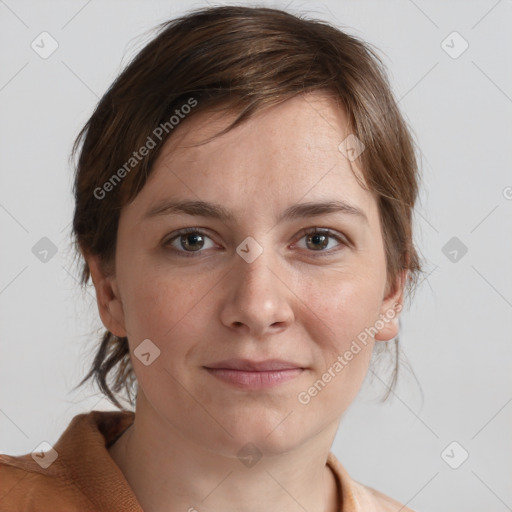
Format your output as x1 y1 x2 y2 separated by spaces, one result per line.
163 227 349 259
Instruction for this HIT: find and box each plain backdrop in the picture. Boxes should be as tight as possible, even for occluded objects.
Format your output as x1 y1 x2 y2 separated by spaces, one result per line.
1 1 511 511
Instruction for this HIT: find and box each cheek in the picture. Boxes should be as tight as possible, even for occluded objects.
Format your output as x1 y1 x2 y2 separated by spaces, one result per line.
295 275 379 421
119 270 210 398
300 269 383 351
118 264 215 357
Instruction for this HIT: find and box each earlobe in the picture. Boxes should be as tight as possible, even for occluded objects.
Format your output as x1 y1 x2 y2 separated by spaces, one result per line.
374 269 407 342
86 253 127 338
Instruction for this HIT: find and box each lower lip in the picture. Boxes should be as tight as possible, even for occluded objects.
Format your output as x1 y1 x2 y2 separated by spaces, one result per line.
205 368 304 389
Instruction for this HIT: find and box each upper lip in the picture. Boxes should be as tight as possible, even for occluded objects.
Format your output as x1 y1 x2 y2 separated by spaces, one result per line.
205 359 304 371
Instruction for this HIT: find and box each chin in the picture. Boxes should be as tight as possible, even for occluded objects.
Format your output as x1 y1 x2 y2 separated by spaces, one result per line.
220 413 308 457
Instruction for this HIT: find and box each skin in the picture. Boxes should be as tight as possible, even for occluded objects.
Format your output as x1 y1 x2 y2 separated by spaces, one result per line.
87 90 405 512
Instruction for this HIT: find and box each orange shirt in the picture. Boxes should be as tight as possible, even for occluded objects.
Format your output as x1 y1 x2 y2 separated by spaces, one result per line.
0 410 415 511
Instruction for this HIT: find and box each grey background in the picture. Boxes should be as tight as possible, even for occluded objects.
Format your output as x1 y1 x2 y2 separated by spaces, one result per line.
1 1 511 511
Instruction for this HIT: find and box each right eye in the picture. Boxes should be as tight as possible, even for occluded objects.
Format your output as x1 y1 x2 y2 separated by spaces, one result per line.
164 228 218 257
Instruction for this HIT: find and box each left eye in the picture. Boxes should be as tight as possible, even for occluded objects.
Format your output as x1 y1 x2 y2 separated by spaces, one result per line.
164 227 347 257
294 228 346 253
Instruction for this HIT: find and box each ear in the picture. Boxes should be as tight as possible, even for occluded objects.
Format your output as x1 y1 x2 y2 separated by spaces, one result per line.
374 269 407 342
86 253 127 338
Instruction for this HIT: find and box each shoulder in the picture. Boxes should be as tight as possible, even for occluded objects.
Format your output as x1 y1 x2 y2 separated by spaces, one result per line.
0 410 137 512
327 452 417 512
351 479 417 512
0 453 92 511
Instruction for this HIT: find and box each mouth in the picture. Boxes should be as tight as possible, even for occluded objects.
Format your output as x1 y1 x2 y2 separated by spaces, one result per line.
203 359 305 390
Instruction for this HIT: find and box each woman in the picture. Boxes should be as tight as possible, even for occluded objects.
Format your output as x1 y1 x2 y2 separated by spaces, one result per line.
0 5 422 511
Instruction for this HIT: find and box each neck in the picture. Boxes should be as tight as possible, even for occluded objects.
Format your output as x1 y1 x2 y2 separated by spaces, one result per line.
108 397 341 512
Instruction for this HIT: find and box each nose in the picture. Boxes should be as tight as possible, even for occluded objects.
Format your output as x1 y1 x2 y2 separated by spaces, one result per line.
219 244 295 338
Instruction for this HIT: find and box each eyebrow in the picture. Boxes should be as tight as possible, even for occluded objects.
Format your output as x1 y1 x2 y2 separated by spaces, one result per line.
143 199 368 225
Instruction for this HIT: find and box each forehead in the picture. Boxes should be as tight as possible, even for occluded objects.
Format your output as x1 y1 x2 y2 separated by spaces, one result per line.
124 91 377 225
157 91 361 171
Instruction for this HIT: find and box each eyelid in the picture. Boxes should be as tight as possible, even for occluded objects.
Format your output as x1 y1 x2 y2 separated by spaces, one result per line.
294 226 350 244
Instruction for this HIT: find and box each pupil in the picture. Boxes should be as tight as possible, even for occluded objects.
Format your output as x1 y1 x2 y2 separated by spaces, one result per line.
183 233 203 251
309 233 327 250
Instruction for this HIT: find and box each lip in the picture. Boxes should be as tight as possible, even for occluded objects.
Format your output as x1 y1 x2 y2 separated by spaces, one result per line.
204 359 305 390
205 358 304 371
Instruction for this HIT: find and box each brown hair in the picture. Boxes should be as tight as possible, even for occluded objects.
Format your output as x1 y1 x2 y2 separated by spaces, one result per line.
71 5 424 410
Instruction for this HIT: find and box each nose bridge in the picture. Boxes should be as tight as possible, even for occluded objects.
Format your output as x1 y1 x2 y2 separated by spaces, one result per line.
235 236 279 302
220 234 294 334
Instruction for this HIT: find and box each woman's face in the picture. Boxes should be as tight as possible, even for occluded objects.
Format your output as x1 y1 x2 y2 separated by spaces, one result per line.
91 91 403 456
